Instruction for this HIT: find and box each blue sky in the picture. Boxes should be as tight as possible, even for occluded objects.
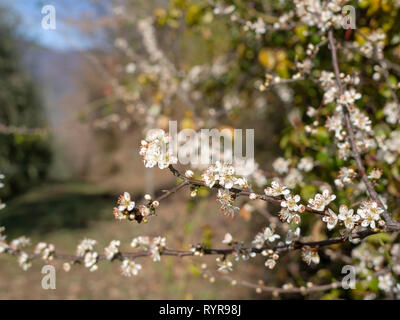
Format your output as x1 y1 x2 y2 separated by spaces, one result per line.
1 0 107 50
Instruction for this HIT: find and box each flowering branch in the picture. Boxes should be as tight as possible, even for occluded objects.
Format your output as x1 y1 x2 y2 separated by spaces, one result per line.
327 29 400 231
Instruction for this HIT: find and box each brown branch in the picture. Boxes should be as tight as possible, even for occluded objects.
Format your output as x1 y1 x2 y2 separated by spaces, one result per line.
4 227 376 267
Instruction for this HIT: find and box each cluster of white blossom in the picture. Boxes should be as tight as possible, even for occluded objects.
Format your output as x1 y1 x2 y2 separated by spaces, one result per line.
76 238 98 272
131 235 166 262
202 161 248 190
358 31 386 59
243 17 267 34
350 242 399 297
279 192 305 225
334 167 357 188
34 242 55 261
113 192 158 223
377 130 400 165
301 246 320 265
216 189 239 217
308 189 336 212
113 192 135 221
252 226 280 249
18 252 32 271
321 201 384 232
2 235 33 270
293 0 349 32
212 3 235 16
121 259 142 277
216 257 234 273
264 180 290 197
104 240 120 260
139 129 178 169
10 235 31 250
383 102 400 124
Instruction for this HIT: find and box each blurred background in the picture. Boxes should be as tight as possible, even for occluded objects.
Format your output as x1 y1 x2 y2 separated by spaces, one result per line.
0 0 281 299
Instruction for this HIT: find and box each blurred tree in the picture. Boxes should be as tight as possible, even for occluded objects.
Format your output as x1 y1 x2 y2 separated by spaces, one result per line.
0 8 52 199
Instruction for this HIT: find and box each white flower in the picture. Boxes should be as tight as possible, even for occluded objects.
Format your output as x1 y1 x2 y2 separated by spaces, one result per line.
18 252 32 271
144 194 152 201
249 193 257 200
76 238 97 257
351 109 372 132
63 263 71 272
265 259 276 269
125 62 136 74
84 252 98 271
298 157 314 172
118 192 135 212
252 227 280 249
301 247 320 265
368 168 382 180
185 170 194 178
272 157 290 174
338 205 359 230
378 274 394 292
252 17 266 34
308 190 335 212
338 88 362 106
152 236 166 248
322 209 338 230
216 189 239 217
139 129 178 169
217 259 233 273
279 209 301 224
112 207 125 221
222 233 233 245
10 236 31 250
326 113 344 139
121 259 142 277
202 161 247 189
263 227 281 243
335 167 357 187
281 194 304 212
308 194 325 212
383 101 399 124
150 236 166 262
264 180 290 197
131 236 150 249
34 242 55 261
357 201 383 229
104 240 120 260
138 205 151 217
213 4 235 15
321 189 336 205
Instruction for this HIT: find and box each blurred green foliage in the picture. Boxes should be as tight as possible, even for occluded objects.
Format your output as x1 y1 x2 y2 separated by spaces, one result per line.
0 8 52 199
